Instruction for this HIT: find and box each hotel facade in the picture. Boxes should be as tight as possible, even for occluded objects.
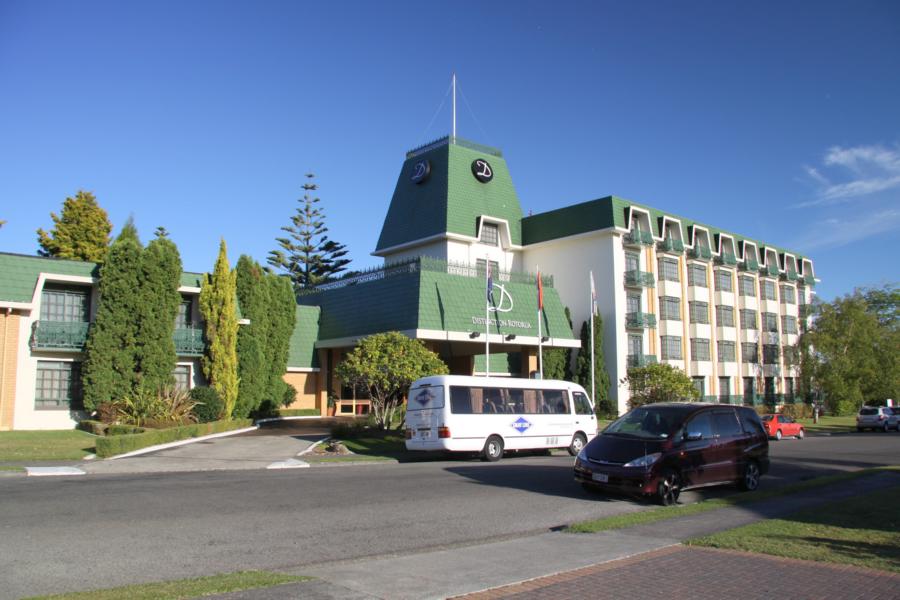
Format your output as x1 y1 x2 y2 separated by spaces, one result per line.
0 136 816 430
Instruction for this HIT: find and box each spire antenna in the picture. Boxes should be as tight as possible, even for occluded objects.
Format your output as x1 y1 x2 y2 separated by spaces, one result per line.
452 73 457 139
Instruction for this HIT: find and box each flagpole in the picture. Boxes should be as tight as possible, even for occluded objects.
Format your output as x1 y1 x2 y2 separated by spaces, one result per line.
537 266 543 379
485 254 490 378
590 271 596 406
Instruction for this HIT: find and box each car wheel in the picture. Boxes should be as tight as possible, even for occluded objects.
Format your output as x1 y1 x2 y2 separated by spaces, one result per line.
568 433 587 457
739 460 761 492
656 469 681 506
481 435 504 462
775 429 783 441
797 428 804 440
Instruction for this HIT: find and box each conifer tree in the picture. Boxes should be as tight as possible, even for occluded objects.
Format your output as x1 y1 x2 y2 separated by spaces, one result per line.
267 273 296 405
542 306 574 380
234 255 269 418
37 190 112 263
136 230 182 393
575 316 612 416
200 240 239 419
82 221 143 410
267 173 351 290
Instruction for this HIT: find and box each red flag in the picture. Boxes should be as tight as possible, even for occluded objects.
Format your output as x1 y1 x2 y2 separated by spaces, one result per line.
537 269 544 310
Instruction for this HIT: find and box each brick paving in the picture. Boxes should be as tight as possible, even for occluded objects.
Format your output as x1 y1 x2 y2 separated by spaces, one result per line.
455 545 900 600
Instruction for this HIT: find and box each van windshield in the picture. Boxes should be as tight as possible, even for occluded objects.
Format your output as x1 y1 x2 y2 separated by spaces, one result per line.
407 385 444 411
604 406 692 439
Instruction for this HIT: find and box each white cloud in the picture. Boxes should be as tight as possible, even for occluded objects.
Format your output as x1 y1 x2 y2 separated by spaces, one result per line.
796 143 900 207
795 208 900 251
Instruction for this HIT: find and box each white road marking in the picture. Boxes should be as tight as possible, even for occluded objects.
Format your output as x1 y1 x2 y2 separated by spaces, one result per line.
26 467 86 477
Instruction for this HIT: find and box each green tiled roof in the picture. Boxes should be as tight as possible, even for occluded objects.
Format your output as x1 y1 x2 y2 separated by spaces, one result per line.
375 136 523 253
0 252 98 303
474 352 522 375
180 272 204 288
299 258 575 343
287 305 320 369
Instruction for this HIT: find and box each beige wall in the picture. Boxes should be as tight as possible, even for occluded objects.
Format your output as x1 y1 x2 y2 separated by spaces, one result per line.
283 371 321 413
0 310 20 430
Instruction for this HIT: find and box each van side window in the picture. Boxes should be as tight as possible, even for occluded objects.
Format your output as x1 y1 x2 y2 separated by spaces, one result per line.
685 412 714 439
543 389 568 414
737 408 766 435
451 386 475 414
573 392 593 415
712 411 742 437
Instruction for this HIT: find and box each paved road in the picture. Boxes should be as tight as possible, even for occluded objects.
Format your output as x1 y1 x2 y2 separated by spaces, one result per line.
1 431 897 599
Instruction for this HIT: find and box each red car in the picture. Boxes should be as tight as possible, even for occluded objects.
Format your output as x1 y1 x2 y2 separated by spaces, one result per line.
761 414 805 440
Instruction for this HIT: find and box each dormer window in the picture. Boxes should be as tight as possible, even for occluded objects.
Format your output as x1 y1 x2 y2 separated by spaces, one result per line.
480 223 499 246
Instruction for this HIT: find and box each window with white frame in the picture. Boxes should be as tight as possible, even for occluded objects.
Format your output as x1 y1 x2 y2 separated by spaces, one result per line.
763 344 780 364
658 257 679 282
763 312 778 332
40 286 90 322
689 301 709 324
716 305 735 327
714 270 733 292
659 296 681 321
691 338 711 361
625 252 640 272
762 279 777 300
742 343 759 363
626 294 641 315
176 296 193 329
479 222 499 246
661 335 682 360
780 285 795 304
739 275 756 297
781 315 797 335
35 361 83 410
717 341 736 362
687 263 707 287
173 365 191 391
740 309 757 329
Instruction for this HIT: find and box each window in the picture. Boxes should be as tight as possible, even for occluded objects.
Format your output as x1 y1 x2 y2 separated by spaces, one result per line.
40 286 90 322
713 410 742 436
742 343 759 363
718 377 731 398
780 285 796 304
661 336 682 360
689 301 709 324
176 297 193 329
686 411 713 438
762 279 777 300
785 378 795 400
173 365 191 391
764 377 776 401
627 294 641 315
739 275 756 297
692 377 706 397
691 338 711 361
782 316 797 335
658 257 679 282
688 263 707 287
743 377 755 402
475 259 500 278
659 296 681 321
763 345 780 365
763 312 778 332
740 309 757 330
783 346 797 366
479 222 499 246
716 305 734 327
449 386 570 415
573 392 593 415
714 270 733 292
625 252 640 272
35 361 83 410
717 341 736 362
628 334 643 357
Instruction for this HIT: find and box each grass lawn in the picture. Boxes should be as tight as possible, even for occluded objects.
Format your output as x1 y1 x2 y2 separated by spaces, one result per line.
687 485 900 573
341 432 408 459
566 466 900 533
797 415 857 434
24 571 309 600
0 430 96 462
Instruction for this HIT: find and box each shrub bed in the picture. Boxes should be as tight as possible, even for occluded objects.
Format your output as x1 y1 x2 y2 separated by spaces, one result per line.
78 420 108 436
277 408 320 417
106 424 147 436
95 419 254 458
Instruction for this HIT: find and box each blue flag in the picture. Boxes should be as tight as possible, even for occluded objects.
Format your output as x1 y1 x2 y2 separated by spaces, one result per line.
486 262 494 304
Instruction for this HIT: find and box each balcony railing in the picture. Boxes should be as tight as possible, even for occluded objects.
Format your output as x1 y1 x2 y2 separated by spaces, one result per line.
623 229 654 247
658 238 684 253
627 354 658 368
740 258 759 272
689 246 712 261
626 312 657 328
174 327 205 356
782 269 799 282
31 321 89 352
761 264 779 277
802 274 815 286
716 253 737 267
624 270 655 288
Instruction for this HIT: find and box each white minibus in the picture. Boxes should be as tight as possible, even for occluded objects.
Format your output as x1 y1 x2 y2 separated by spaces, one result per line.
404 375 597 461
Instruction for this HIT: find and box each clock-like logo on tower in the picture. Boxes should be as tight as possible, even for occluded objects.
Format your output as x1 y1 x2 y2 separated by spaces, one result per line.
411 160 431 184
471 159 493 183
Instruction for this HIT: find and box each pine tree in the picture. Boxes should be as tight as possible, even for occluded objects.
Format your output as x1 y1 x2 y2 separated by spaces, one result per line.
82 221 143 410
200 240 239 419
37 190 112 263
574 316 612 416
135 231 182 393
267 173 351 290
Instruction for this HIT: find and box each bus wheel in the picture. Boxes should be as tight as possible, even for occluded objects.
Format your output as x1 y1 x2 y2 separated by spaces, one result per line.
568 433 587 456
482 436 504 462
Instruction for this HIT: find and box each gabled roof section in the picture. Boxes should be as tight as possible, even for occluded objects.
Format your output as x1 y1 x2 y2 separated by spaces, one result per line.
374 136 523 254
0 252 98 303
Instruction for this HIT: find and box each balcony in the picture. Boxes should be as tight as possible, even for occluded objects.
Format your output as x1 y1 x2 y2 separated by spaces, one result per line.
31 321 89 352
802 274 815 286
658 238 684 254
689 246 712 261
740 258 759 272
623 229 654 247
174 327 205 356
761 264 779 277
716 253 738 267
626 312 657 329
627 354 658 368
782 269 799 282
624 270 655 288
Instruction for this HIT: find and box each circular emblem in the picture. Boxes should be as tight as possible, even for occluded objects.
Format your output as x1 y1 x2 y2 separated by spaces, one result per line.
471 158 493 183
411 160 431 184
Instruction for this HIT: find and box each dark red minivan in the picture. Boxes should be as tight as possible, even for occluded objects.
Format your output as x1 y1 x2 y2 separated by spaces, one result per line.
574 403 769 505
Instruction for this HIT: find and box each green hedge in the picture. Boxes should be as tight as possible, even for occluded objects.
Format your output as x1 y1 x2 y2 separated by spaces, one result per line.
78 420 108 436
276 408 320 417
106 424 147 436
95 419 254 458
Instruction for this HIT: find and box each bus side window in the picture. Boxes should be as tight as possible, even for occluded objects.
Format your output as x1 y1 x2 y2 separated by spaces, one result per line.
507 388 524 413
482 387 501 414
523 389 539 413
450 386 473 414
543 389 566 414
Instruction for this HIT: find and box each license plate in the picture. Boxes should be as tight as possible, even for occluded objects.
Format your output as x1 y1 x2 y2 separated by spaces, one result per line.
592 472 609 483
418 430 431 439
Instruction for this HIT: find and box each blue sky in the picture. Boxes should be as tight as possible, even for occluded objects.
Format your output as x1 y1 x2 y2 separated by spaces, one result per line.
1 0 898 301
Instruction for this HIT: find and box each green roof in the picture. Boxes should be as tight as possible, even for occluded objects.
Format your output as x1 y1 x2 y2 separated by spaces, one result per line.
474 352 522 375
375 136 524 253
0 253 98 303
287 305 320 369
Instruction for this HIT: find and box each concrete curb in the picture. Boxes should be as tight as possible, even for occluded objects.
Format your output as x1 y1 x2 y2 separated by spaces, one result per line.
107 425 260 459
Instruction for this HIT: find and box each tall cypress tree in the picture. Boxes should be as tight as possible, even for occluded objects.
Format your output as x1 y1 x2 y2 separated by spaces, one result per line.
542 306 574 381
266 273 296 405
37 190 113 263
574 316 612 416
267 173 351 290
235 255 269 418
136 230 182 393
82 221 143 410
200 240 239 419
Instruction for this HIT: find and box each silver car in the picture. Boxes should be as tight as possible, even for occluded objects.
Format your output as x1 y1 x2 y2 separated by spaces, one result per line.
856 406 898 432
